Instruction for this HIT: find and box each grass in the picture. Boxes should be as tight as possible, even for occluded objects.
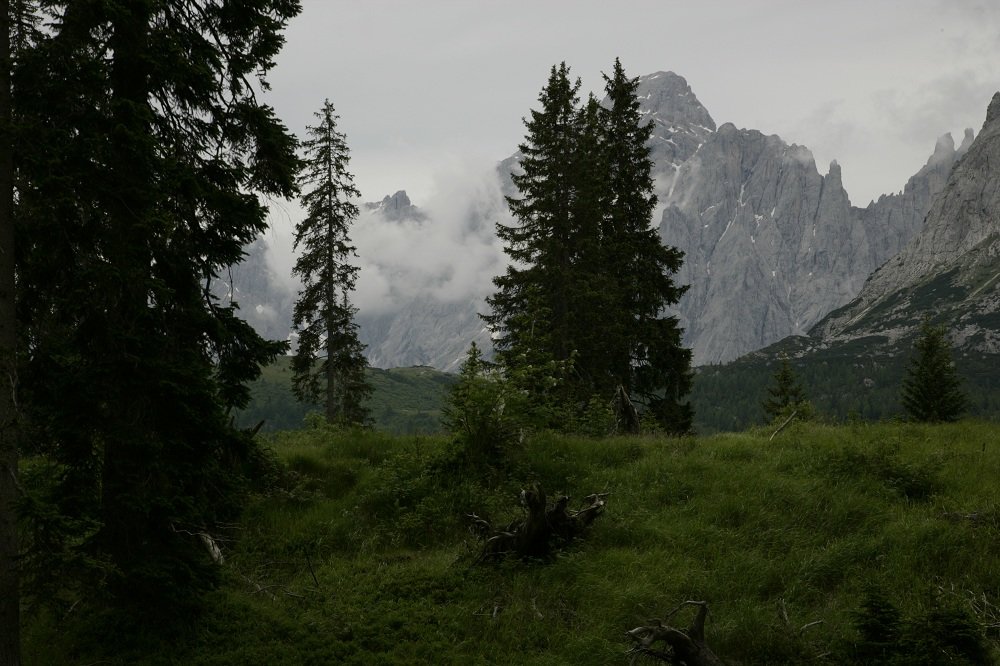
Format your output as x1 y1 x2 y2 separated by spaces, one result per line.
23 421 1000 664
234 356 456 434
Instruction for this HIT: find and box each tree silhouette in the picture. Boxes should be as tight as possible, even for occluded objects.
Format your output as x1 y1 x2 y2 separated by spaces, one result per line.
901 320 967 422
291 99 371 427
762 356 809 422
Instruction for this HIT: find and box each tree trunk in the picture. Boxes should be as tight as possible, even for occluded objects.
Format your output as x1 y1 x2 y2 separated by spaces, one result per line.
325 308 337 425
0 0 21 661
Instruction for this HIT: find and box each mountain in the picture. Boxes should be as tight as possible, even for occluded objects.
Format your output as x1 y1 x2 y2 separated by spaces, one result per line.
658 112 969 365
351 184 502 372
513 69 963 366
635 71 717 195
211 236 295 342
358 296 490 371
363 189 426 222
812 92 1000 353
233 70 970 371
690 92 1000 432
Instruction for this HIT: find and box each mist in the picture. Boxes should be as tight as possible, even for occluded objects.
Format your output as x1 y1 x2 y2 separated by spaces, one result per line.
260 157 511 321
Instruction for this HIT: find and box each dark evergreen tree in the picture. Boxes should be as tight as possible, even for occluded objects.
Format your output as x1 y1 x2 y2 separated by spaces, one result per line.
485 60 693 434
761 356 809 422
901 320 967 422
12 0 300 621
292 99 371 427
484 62 586 416
599 59 691 433
442 342 519 463
565 94 614 395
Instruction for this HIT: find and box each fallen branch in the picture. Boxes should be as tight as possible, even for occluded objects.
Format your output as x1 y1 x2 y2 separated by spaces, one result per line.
769 410 798 441
171 523 225 564
626 601 725 665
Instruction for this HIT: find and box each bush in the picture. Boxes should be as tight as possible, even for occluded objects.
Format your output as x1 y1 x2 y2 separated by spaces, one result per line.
849 586 990 664
441 343 526 467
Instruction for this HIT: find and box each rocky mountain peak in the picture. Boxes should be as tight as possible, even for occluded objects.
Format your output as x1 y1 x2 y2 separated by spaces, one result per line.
812 90 1000 352
827 159 842 186
629 72 717 197
635 71 716 132
364 190 425 222
986 91 1000 124
659 108 967 365
959 127 976 153
933 132 955 158
368 190 411 210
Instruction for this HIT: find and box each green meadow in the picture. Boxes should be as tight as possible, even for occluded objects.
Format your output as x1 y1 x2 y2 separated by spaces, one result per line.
25 421 1000 664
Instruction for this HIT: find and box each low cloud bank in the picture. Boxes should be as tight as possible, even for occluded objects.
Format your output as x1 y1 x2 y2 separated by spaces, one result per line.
261 157 511 320
352 158 509 316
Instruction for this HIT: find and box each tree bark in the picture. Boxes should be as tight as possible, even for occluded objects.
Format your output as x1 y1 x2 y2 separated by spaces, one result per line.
0 0 21 661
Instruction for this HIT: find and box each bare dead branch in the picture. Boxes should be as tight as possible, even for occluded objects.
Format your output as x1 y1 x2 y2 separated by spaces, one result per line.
626 601 725 665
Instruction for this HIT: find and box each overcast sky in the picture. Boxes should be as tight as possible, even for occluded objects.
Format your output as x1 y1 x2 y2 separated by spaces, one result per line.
266 0 1000 209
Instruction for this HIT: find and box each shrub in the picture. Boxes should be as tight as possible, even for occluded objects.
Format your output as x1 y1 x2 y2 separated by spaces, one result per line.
441 343 526 467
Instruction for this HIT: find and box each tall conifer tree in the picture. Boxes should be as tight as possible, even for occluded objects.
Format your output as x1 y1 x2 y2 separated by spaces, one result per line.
600 59 691 432
484 63 585 409
292 99 371 427
13 0 301 618
901 320 967 423
485 60 693 433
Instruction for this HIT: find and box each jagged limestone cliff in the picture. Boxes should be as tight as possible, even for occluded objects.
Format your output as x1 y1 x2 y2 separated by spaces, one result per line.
659 116 969 364
812 92 1000 354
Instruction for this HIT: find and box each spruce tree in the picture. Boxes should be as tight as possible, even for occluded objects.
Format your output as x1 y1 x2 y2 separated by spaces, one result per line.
901 320 967 422
484 63 586 412
485 60 694 434
599 59 692 433
292 99 371 427
13 0 300 620
762 356 809 422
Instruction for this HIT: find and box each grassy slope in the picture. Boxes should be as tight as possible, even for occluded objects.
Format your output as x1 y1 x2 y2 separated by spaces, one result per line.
235 356 456 434
26 422 1000 664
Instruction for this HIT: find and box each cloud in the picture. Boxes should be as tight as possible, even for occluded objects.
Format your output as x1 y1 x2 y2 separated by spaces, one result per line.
260 198 301 298
321 156 511 317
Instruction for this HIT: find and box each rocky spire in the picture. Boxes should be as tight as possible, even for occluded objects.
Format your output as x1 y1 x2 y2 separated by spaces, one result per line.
813 90 1000 351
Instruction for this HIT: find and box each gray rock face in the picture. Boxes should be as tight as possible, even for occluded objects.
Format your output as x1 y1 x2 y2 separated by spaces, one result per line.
632 72 716 195
660 120 969 365
853 130 973 261
363 190 426 221
352 187 504 372
211 236 295 342
813 92 1000 352
230 71 973 371
357 297 491 372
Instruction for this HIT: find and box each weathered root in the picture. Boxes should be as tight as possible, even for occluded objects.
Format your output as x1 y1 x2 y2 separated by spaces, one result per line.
470 483 608 562
626 601 725 665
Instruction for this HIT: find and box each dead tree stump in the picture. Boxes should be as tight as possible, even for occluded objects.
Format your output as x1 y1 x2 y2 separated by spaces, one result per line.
613 384 640 434
626 601 725 665
470 483 607 562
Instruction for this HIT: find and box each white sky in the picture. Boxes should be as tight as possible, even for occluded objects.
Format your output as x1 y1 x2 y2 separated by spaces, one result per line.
266 0 1000 208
